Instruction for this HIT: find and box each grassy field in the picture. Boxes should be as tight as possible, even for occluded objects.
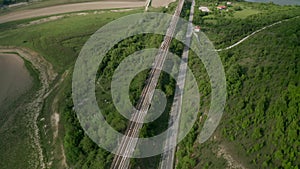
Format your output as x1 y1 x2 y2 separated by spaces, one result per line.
233 8 261 18
0 9 143 73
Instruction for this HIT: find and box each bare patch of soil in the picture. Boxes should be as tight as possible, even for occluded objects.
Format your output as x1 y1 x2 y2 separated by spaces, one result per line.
217 145 247 169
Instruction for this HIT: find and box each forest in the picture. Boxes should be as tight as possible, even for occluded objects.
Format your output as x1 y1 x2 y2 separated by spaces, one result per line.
1 0 28 5
174 0 300 168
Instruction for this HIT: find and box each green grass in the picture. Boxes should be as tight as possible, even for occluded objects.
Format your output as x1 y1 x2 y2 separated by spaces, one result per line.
233 8 261 19
0 9 143 73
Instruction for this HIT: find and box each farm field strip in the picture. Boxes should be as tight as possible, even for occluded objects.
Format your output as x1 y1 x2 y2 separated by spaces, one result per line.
0 1 145 24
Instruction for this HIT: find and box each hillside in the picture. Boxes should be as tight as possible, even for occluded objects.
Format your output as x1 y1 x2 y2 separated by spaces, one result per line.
0 0 299 168
176 1 300 168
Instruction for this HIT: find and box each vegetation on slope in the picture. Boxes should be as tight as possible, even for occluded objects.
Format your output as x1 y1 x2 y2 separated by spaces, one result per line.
175 0 300 169
0 0 299 169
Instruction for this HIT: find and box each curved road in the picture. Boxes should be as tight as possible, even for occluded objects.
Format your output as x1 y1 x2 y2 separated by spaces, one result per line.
0 1 145 24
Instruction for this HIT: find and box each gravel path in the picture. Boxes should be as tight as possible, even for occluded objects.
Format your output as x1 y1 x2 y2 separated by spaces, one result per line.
216 16 300 51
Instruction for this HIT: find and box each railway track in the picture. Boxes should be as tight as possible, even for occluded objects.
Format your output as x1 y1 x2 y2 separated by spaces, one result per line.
110 0 185 168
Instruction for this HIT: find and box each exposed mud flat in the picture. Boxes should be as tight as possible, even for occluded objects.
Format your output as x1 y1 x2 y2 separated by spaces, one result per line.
0 53 32 107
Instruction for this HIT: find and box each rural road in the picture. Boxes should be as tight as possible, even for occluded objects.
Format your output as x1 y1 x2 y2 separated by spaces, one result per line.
151 0 175 7
0 1 145 24
159 0 195 168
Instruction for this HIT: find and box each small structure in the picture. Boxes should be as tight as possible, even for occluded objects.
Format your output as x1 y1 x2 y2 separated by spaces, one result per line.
194 25 201 32
199 6 210 12
217 6 227 10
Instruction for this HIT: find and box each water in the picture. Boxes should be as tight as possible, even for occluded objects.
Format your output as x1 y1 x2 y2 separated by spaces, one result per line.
0 53 32 107
245 0 300 5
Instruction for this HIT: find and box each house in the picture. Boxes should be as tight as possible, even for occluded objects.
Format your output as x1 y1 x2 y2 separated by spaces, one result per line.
217 6 227 10
194 25 201 32
226 2 232 5
199 6 210 12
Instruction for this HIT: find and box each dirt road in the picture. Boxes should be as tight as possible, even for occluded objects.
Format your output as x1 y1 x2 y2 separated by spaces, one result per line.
151 0 175 7
0 1 145 24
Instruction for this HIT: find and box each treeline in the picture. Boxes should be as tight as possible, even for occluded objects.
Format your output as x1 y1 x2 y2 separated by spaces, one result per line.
2 0 28 5
62 34 159 168
62 90 114 169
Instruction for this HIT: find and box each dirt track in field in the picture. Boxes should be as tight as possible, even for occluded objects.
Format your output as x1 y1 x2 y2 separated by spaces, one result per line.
0 1 145 24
